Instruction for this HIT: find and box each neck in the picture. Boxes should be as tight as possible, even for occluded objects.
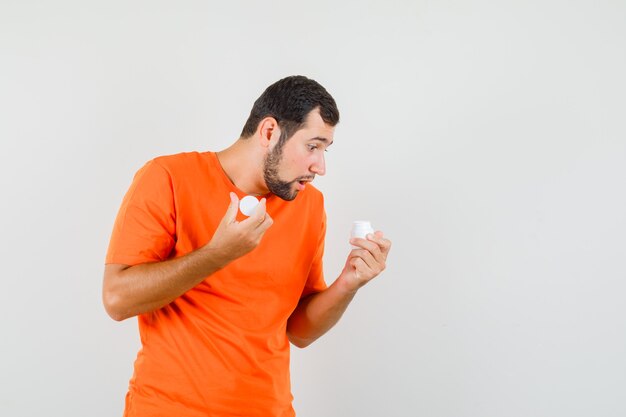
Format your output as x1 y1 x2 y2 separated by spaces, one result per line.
216 138 269 196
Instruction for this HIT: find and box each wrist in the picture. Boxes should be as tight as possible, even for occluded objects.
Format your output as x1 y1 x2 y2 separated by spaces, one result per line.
335 272 360 296
199 243 232 271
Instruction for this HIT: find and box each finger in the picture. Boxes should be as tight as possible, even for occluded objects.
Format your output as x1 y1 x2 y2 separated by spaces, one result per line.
246 198 267 226
372 231 392 255
363 231 391 256
257 212 274 233
350 257 369 281
351 248 379 271
223 192 240 224
350 236 383 258
368 232 392 255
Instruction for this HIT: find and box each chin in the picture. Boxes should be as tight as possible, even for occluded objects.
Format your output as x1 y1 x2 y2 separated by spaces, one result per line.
283 192 298 201
283 187 300 201
267 180 300 201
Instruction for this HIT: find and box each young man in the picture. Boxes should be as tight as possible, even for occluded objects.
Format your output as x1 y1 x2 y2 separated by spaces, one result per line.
103 75 391 416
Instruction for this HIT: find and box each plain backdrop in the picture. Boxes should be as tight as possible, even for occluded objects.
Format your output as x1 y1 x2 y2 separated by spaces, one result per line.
1 1 625 416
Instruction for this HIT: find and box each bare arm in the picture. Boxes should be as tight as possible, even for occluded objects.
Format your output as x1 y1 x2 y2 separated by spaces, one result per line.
102 193 273 321
287 232 392 348
103 248 224 321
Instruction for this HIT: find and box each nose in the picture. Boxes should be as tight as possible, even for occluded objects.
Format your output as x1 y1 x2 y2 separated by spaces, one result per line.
310 152 326 176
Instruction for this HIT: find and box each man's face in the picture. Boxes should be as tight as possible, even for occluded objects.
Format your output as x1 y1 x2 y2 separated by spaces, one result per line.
263 109 335 201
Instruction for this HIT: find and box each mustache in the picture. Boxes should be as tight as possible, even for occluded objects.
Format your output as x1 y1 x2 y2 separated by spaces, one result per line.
295 175 315 182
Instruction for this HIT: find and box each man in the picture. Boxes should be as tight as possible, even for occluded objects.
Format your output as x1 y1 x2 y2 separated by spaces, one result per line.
103 75 392 416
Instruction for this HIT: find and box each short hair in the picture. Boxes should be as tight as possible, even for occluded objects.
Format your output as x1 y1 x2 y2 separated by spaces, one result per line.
240 75 340 141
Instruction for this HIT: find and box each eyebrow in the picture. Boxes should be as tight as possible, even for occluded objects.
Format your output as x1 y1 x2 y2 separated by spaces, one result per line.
309 136 334 146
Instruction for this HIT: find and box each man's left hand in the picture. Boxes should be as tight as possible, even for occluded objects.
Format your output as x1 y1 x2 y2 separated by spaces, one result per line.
340 231 392 293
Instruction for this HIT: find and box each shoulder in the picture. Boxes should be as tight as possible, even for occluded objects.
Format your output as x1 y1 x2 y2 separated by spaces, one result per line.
151 151 206 172
140 152 213 182
128 152 208 189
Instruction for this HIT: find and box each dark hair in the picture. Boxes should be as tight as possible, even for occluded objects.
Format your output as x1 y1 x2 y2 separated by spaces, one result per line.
240 75 340 141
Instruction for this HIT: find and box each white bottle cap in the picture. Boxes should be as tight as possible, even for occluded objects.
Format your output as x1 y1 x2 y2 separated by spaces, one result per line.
239 195 259 216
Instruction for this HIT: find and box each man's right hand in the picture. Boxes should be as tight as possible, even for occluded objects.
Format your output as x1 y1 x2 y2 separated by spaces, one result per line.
103 192 273 321
203 192 273 267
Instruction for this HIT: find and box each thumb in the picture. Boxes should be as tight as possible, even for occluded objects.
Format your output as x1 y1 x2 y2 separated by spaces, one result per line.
249 197 267 221
223 192 240 224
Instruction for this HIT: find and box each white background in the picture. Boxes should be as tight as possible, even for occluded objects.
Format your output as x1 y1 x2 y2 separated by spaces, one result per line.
1 1 625 416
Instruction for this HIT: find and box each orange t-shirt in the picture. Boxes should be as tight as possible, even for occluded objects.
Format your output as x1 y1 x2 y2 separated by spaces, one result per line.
106 152 327 417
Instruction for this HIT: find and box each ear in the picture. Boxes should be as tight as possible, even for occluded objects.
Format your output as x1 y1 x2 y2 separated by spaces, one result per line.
257 117 280 149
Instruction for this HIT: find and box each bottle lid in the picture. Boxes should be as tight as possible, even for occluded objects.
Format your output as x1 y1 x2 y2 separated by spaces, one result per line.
239 195 259 216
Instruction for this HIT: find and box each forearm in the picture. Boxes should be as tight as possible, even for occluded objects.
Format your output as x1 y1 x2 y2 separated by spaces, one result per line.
286 275 357 348
104 194 274 322
103 245 227 321
286 232 392 348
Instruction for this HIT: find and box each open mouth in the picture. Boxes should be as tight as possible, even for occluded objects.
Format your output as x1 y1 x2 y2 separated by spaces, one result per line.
296 178 313 190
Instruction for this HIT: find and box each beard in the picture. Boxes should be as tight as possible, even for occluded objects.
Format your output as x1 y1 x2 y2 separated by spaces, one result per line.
263 144 298 201
263 142 312 201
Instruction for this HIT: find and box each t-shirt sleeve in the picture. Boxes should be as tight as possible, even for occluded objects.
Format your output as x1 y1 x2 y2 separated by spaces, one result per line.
301 209 328 298
105 160 176 265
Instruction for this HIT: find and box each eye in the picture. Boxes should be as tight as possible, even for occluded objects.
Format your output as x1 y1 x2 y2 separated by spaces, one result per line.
307 144 318 151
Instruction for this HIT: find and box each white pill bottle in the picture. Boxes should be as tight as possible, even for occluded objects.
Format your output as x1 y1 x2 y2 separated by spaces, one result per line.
350 221 374 248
